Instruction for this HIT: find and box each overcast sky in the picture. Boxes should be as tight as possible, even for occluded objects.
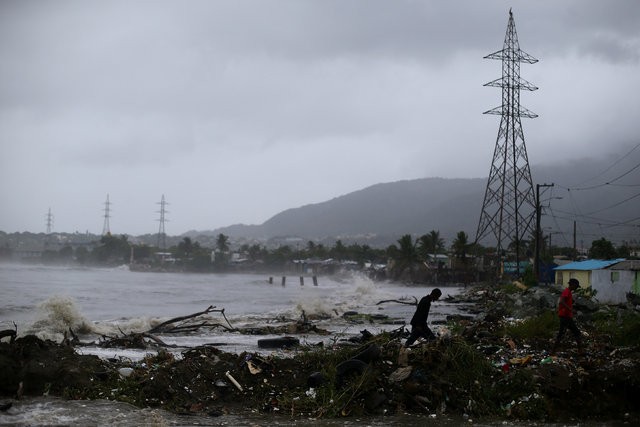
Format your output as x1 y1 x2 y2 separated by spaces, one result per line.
1 1 639 236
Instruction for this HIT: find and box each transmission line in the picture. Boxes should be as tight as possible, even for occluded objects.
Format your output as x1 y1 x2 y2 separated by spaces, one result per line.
571 142 640 188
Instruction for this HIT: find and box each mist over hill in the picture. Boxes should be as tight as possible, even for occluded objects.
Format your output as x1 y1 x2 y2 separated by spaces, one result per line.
187 151 640 249
195 178 485 245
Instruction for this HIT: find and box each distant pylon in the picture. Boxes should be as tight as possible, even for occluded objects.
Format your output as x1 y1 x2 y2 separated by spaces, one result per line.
44 207 54 249
475 10 538 273
156 194 169 250
102 194 112 236
45 207 54 234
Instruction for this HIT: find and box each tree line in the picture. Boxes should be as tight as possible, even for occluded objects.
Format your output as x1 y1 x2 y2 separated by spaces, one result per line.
1 230 634 282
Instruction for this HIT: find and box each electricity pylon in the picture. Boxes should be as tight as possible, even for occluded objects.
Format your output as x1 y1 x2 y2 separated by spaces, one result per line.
475 10 538 275
156 194 169 250
102 194 111 236
45 208 54 234
44 207 54 249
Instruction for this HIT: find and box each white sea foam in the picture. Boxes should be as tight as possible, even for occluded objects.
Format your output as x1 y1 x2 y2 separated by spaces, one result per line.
1 265 466 351
26 296 93 342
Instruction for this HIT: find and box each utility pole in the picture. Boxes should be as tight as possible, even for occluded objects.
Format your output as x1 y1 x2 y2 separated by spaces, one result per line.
535 183 554 282
573 221 577 260
475 10 538 278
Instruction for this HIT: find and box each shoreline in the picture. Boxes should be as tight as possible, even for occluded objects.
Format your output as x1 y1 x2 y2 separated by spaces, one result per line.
1 282 639 423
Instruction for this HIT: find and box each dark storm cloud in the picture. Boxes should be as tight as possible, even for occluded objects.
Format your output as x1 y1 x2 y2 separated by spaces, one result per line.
1 1 639 234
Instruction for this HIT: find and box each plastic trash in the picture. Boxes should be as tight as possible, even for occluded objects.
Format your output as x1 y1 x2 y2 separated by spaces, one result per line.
247 360 262 374
225 371 243 392
117 367 133 378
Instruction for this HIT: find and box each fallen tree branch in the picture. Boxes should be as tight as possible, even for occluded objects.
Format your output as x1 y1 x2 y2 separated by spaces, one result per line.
71 305 236 349
147 305 216 334
147 305 236 334
376 296 418 306
0 322 17 344
142 333 172 347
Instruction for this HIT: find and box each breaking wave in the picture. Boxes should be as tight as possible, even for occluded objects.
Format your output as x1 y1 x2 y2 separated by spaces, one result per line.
27 296 94 341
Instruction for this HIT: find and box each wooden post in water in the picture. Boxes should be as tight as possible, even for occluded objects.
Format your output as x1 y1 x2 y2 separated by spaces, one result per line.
299 276 304 286
312 276 318 286
268 277 273 284
281 276 286 287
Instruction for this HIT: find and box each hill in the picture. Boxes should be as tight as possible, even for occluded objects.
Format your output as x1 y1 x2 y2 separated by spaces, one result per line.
187 155 640 249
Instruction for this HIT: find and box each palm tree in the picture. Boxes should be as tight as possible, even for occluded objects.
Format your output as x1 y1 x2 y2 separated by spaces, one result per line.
451 231 469 265
391 234 418 280
417 230 445 261
215 234 230 253
177 237 194 257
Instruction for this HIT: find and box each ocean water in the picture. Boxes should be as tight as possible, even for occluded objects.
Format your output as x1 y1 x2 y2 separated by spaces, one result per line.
0 264 612 426
0 263 469 426
0 263 469 359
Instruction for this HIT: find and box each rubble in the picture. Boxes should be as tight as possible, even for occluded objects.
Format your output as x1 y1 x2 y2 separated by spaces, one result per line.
0 282 639 423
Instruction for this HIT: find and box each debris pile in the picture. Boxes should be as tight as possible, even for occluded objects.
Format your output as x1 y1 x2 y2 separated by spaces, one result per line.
1 283 639 423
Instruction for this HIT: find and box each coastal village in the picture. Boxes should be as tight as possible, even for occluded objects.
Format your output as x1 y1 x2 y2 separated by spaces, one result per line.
2 5 640 425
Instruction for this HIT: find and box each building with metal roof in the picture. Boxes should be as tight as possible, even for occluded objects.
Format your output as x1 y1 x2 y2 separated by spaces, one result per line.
590 260 640 304
553 259 626 289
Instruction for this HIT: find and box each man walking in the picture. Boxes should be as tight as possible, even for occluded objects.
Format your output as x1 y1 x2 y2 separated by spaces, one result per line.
405 288 442 347
552 278 583 355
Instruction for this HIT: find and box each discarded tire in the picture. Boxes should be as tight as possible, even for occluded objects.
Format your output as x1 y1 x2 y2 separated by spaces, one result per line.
335 359 368 386
257 336 300 349
352 343 381 364
307 371 327 387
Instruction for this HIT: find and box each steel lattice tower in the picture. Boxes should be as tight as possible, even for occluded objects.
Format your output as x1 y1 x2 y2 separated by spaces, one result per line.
102 194 111 236
45 207 54 234
475 10 538 271
156 194 169 250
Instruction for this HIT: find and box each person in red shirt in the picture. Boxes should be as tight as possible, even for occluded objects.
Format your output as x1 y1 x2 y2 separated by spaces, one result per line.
552 278 583 355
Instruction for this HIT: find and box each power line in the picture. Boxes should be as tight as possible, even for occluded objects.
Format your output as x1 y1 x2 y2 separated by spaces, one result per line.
583 190 640 216
562 159 640 191
549 208 639 229
571 142 640 188
544 210 639 247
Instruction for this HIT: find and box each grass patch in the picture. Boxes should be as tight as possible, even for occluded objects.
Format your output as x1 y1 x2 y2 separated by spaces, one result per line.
275 339 393 418
498 282 523 294
501 311 557 341
592 309 640 347
411 338 504 416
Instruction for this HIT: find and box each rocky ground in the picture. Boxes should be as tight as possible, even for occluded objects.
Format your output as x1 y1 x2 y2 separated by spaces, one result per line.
1 282 639 424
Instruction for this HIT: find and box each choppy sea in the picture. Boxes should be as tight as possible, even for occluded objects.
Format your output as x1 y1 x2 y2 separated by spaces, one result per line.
0 263 603 426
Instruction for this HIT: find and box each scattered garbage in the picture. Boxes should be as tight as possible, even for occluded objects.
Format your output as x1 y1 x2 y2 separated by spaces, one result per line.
117 367 134 378
225 371 243 392
1 283 639 423
257 336 300 349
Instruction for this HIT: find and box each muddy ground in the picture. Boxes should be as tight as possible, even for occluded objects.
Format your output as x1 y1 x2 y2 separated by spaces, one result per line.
1 283 639 423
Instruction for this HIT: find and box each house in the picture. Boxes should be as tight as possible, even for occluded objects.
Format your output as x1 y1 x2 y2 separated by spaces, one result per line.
553 259 625 290
591 260 640 304
426 253 450 269
502 261 530 276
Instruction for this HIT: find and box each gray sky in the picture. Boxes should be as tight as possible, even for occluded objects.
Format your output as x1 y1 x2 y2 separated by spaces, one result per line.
1 0 639 236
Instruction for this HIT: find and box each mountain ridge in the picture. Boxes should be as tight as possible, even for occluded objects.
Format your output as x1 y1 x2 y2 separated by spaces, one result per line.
185 155 640 248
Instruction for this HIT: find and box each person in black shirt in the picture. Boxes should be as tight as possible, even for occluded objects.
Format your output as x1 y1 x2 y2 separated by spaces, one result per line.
404 288 442 347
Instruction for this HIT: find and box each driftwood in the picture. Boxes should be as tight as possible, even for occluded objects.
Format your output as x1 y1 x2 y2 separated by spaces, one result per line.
0 322 17 344
98 332 173 349
70 306 237 349
376 296 418 306
147 305 235 334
